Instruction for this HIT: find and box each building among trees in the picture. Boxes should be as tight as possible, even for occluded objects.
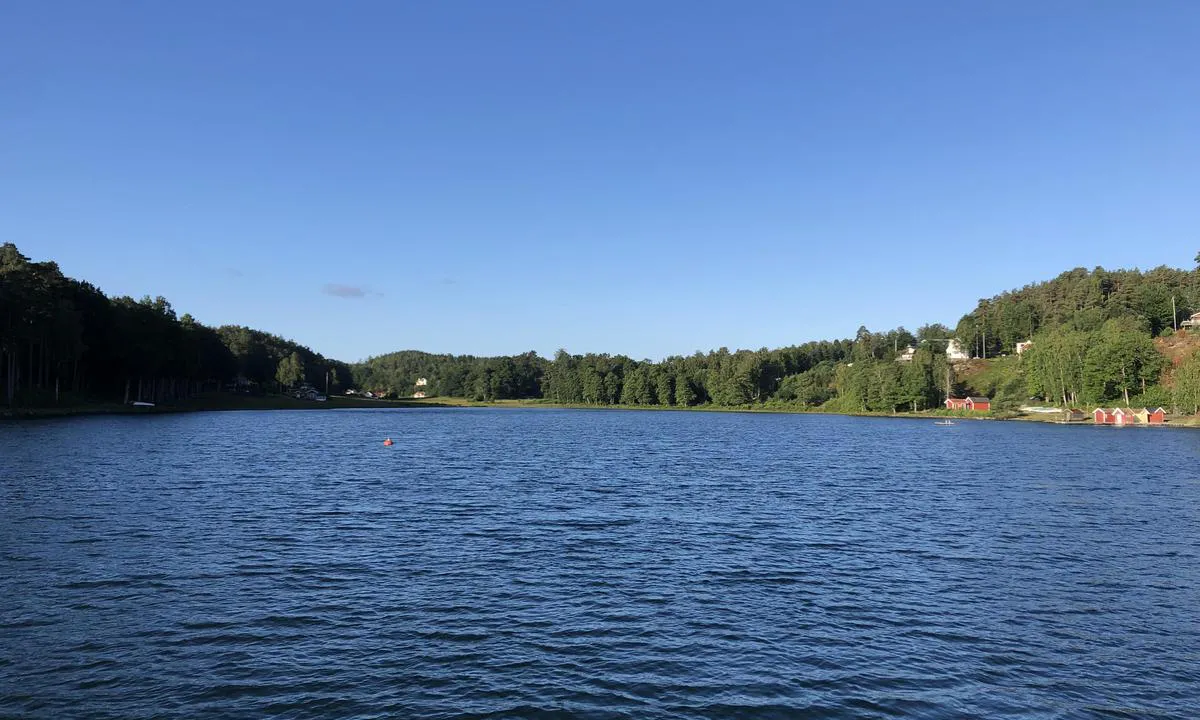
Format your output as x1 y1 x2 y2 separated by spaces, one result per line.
946 339 971 361
945 396 990 411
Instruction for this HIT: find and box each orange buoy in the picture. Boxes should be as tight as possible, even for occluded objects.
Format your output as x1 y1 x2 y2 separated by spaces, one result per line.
383 438 394 446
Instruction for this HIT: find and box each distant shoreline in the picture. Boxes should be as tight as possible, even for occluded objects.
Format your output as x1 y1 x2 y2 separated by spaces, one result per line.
4 394 1194 428
394 397 1200 429
0 394 452 421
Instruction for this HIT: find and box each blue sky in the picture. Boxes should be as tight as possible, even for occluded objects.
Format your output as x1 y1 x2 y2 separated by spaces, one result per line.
3 2 1199 361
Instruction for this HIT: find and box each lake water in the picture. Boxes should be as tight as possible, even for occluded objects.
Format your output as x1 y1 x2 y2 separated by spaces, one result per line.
2 408 1198 719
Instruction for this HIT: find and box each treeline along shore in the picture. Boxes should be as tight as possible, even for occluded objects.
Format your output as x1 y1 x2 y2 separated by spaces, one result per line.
5 242 1200 418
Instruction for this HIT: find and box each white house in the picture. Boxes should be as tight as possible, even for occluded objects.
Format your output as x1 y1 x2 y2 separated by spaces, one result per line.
946 339 970 361
896 346 917 363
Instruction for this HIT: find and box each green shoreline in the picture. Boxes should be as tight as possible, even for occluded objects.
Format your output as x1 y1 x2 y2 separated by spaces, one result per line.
450 399 1195 426
6 394 1194 428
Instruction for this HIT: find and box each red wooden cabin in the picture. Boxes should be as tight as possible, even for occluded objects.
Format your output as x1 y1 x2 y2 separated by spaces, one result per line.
1113 407 1136 426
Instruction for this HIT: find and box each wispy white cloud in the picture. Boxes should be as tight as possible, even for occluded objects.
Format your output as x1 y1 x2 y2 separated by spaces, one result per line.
322 283 372 298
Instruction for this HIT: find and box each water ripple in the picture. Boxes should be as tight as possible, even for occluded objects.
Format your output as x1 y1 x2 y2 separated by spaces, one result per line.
2 409 1199 718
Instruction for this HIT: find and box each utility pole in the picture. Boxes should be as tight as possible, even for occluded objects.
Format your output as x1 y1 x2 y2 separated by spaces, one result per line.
1173 295 1178 332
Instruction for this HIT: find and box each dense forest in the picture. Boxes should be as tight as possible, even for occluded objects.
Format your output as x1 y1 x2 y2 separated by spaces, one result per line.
0 243 349 407
6 242 1200 414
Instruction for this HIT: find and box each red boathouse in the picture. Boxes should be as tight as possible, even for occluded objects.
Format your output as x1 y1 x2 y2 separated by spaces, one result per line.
945 397 991 411
1113 407 1136 426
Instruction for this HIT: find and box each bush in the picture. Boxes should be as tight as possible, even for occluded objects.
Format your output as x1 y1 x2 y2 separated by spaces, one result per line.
1129 385 1171 409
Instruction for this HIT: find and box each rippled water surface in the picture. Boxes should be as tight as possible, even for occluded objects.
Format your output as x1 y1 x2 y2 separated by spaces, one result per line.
2 408 1199 718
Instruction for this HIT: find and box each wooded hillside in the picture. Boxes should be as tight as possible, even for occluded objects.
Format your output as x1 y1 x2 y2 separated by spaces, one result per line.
6 242 1200 413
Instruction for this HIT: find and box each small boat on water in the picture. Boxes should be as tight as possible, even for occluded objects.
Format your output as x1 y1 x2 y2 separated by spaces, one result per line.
934 420 955 426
